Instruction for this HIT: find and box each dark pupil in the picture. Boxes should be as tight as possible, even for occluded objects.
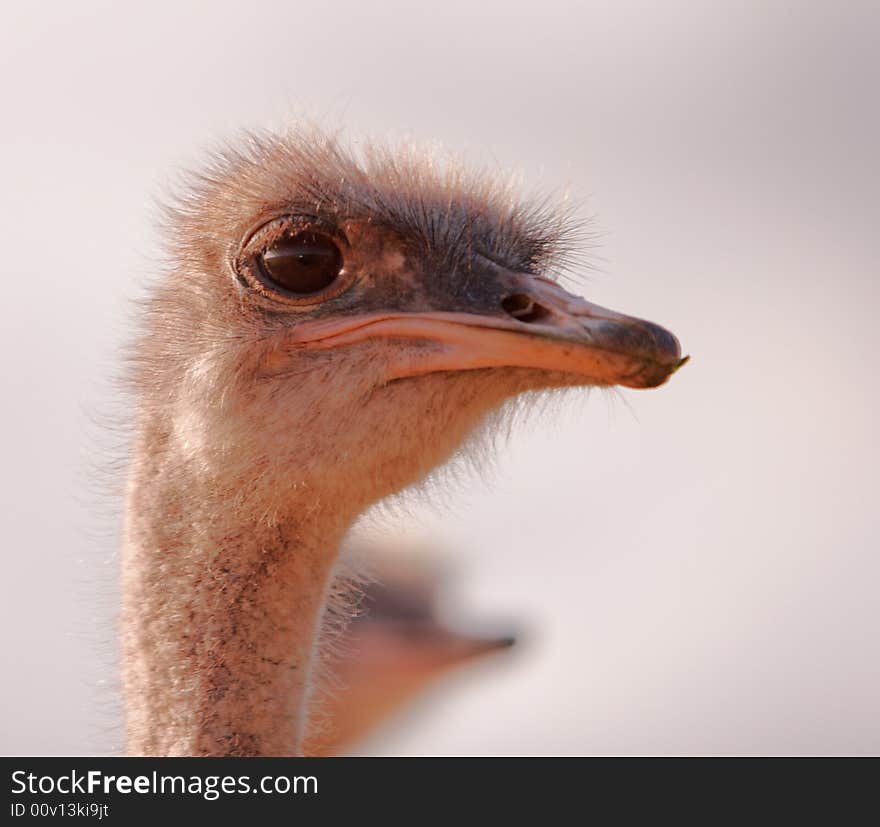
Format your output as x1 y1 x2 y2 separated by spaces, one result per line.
258 232 342 294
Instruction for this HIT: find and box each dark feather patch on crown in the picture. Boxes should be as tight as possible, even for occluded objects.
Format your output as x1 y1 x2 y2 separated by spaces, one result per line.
163 124 589 282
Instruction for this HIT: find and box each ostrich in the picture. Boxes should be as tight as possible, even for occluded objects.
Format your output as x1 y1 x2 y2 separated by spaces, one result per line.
303 550 515 755
122 126 685 756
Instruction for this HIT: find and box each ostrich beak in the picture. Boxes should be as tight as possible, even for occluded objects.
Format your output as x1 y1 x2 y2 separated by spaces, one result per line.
290 275 687 389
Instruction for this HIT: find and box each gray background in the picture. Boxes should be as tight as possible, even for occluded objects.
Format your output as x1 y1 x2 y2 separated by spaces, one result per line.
2 0 877 754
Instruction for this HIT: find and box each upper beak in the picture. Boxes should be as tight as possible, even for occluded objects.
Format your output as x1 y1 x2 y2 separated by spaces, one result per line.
287 274 687 389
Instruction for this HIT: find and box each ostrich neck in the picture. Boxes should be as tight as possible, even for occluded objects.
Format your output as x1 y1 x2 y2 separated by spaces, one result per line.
121 434 347 756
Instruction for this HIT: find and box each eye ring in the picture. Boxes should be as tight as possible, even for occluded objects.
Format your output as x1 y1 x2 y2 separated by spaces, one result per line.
234 216 354 306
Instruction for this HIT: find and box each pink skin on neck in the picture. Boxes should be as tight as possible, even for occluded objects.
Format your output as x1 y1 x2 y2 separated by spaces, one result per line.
121 444 346 756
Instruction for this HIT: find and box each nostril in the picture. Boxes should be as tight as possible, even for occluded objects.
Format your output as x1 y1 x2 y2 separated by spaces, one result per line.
502 293 552 324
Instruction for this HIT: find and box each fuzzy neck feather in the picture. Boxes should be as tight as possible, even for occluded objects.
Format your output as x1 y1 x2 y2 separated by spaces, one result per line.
121 424 349 756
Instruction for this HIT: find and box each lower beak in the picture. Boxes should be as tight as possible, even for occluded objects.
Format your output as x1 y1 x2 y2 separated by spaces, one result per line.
290 276 687 389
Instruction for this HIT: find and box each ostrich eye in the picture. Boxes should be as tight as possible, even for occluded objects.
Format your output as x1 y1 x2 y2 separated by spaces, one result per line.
257 232 343 295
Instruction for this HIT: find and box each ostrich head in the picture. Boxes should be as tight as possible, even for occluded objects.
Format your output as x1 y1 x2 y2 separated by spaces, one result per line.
123 126 685 756
134 128 683 529
304 549 516 756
